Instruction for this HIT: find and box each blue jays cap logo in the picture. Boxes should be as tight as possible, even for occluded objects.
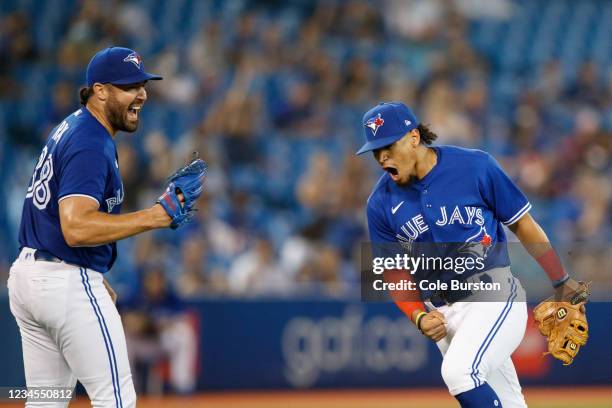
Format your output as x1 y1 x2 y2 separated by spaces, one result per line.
356 102 419 155
123 52 142 69
365 113 385 136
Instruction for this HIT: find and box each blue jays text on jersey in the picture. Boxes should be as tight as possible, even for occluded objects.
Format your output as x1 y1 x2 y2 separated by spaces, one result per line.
367 146 531 290
19 108 124 272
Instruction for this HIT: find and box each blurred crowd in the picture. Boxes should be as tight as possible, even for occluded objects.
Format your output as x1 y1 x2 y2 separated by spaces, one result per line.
1 0 611 302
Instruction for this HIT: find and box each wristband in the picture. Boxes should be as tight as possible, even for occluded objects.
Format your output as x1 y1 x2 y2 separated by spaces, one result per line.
415 311 427 332
552 274 570 288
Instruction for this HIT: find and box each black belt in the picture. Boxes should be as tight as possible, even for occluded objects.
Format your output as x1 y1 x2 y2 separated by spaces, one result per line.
429 288 472 306
428 273 492 307
33 249 63 263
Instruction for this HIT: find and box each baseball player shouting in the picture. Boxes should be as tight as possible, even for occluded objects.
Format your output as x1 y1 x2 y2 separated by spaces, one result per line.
8 47 206 407
358 102 586 408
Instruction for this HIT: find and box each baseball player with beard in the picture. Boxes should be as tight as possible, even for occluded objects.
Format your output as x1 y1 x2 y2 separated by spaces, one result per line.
358 102 585 408
8 47 206 407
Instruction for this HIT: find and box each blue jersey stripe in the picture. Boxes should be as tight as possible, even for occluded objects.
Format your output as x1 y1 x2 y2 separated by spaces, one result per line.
470 279 517 387
80 268 121 408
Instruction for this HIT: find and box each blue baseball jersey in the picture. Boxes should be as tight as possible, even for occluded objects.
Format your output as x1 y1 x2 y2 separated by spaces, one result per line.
367 146 531 295
19 108 124 272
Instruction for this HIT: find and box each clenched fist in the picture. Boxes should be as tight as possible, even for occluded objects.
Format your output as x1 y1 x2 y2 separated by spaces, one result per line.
418 310 447 342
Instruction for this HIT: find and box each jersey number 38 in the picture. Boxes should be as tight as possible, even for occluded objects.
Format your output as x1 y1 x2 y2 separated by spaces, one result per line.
26 121 69 210
26 145 54 210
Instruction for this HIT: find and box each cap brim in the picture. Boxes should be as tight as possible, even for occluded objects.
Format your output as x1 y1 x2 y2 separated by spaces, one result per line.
355 133 405 155
109 72 163 85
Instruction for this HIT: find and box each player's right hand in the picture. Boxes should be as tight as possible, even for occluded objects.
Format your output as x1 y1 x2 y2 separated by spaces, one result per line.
420 310 447 342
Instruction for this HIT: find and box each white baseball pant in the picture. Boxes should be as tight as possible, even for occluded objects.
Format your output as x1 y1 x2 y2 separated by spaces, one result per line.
428 268 528 408
8 248 136 407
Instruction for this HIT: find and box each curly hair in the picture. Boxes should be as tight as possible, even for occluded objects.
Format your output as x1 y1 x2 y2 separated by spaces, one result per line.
79 86 93 106
417 123 438 145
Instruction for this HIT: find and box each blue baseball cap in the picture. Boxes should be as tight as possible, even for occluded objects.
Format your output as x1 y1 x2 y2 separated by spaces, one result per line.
86 46 162 87
356 102 418 155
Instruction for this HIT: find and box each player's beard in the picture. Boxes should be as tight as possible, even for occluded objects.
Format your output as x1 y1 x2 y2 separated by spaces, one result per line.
105 93 138 133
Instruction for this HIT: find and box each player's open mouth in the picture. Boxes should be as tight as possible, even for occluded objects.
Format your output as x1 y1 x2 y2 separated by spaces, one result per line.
383 166 400 181
127 105 141 121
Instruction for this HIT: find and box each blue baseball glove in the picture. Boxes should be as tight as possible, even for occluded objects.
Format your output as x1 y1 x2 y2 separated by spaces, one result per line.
157 154 207 229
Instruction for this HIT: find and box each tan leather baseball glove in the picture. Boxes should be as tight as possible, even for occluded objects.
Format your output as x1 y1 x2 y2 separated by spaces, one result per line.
533 281 590 365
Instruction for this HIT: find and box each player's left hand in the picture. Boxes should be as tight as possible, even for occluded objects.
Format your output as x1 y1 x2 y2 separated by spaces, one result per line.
554 278 589 305
103 278 117 304
534 279 590 365
420 310 447 342
157 153 207 229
